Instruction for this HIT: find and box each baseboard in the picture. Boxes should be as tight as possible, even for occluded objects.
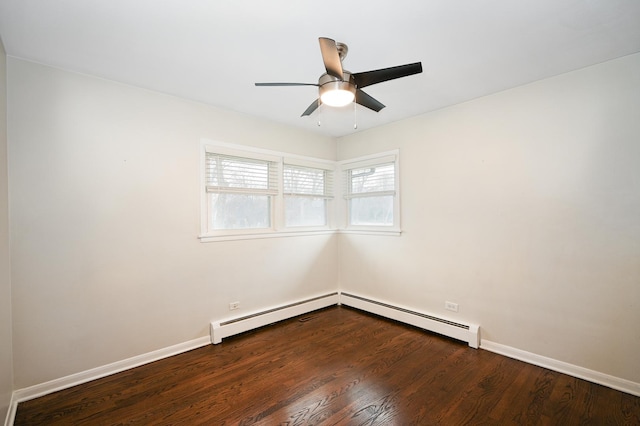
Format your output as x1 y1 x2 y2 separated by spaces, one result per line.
7 335 211 425
4 393 17 426
339 292 480 348
481 340 640 397
210 292 339 344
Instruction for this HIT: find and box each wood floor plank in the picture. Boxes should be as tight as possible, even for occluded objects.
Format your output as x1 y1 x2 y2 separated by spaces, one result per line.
14 306 640 425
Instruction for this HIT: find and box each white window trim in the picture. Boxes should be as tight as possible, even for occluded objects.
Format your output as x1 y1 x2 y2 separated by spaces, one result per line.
199 140 337 242
338 149 401 236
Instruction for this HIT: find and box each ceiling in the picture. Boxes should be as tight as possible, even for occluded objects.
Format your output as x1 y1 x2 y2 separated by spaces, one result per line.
1 1 639 137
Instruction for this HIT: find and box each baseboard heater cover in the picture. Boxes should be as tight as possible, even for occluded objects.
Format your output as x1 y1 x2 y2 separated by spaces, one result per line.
339 292 480 348
210 292 339 344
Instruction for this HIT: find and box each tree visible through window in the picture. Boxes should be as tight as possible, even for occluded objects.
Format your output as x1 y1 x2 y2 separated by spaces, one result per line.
205 153 278 230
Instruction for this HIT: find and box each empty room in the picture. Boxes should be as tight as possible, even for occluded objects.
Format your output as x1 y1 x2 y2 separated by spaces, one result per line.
1 1 639 424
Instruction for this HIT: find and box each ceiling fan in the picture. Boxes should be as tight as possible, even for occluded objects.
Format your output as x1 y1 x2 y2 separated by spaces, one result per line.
255 37 423 117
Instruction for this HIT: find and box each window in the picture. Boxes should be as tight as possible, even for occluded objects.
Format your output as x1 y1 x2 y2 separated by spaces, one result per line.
283 163 333 227
200 142 336 241
204 150 279 233
341 152 400 233
201 142 398 240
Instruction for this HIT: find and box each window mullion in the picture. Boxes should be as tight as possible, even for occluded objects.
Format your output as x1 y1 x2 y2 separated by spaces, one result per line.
274 159 284 231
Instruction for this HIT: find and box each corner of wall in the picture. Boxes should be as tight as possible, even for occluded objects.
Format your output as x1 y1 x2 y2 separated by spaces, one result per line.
0 34 16 426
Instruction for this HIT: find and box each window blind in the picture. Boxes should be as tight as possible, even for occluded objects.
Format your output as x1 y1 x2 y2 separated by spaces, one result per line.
205 152 278 195
284 164 333 198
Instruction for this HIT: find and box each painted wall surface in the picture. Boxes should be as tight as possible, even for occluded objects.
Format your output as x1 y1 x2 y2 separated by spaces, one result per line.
337 53 640 383
0 37 14 422
7 58 338 388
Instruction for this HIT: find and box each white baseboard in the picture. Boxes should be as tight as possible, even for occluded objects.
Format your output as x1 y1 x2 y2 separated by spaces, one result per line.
6 336 211 426
4 393 17 426
481 340 640 397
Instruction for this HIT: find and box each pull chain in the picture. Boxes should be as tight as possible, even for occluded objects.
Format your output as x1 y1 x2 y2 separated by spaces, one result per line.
353 100 358 129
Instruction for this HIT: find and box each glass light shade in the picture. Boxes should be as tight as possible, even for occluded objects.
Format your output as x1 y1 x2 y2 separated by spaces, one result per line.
319 78 356 107
321 88 355 107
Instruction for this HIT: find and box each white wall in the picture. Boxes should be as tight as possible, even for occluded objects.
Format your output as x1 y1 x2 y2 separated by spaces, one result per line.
7 58 338 388
0 37 14 422
337 53 640 384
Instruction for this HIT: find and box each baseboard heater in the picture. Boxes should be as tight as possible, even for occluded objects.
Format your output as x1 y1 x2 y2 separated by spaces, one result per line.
340 292 480 348
210 291 479 348
210 292 340 344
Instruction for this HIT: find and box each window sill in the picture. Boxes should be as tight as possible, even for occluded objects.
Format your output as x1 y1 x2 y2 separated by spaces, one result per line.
198 227 403 242
199 229 336 242
337 229 402 237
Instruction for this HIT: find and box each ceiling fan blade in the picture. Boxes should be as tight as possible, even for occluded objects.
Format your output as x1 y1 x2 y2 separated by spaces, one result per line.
255 82 318 87
353 62 423 88
301 98 322 116
319 37 344 79
355 89 385 112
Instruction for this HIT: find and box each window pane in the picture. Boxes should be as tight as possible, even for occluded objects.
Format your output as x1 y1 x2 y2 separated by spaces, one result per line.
285 197 326 227
210 193 270 230
349 195 394 226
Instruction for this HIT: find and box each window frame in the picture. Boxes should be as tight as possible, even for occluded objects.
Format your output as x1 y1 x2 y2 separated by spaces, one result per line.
203 146 280 237
200 140 336 242
339 150 401 236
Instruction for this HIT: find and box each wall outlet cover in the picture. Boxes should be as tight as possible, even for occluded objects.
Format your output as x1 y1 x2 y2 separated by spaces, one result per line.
445 301 459 312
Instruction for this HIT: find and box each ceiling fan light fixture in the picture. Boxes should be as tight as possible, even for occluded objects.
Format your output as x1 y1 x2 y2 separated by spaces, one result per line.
319 80 355 107
255 37 422 117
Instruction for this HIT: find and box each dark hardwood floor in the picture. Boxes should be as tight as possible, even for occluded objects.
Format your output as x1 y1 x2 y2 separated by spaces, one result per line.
15 306 640 425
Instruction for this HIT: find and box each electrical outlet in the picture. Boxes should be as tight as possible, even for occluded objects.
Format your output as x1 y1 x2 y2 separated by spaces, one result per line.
229 301 240 310
445 301 459 312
